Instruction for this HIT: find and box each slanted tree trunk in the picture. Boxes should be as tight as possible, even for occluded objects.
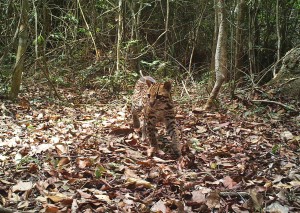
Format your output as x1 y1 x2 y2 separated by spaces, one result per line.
204 0 227 110
10 0 29 100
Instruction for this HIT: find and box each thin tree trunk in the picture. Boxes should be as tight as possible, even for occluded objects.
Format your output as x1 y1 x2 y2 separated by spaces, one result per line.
10 0 29 100
234 0 245 81
273 0 281 78
248 0 259 76
116 0 123 73
204 0 227 110
164 0 170 64
208 0 219 92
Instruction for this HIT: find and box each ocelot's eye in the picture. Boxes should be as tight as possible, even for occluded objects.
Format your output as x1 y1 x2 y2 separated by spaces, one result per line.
147 94 150 98
156 95 163 99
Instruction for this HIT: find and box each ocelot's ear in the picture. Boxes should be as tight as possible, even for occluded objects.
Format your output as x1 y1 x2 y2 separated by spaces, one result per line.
146 79 154 87
163 81 172 91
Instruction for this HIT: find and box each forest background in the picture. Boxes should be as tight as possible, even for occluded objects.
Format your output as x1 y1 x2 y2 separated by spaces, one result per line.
0 0 300 212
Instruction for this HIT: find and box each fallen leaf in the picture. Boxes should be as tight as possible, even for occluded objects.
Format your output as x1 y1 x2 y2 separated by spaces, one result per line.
151 200 166 213
206 190 220 209
192 190 206 203
94 194 111 204
280 131 294 141
47 193 69 203
12 181 33 192
265 201 289 213
223 176 237 189
57 157 70 167
44 204 59 213
126 177 155 189
76 158 92 168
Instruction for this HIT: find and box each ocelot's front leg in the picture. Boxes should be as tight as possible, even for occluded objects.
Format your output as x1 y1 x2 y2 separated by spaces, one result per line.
165 113 182 157
145 110 158 150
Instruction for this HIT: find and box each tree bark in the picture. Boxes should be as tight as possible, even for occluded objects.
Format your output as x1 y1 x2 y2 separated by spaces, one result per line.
233 0 245 82
208 0 219 92
10 0 29 100
164 0 170 63
273 0 281 78
204 0 227 110
116 0 123 73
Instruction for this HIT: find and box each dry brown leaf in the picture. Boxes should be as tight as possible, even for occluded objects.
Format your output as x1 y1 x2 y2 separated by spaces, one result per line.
57 157 70 167
47 193 69 203
94 194 111 204
76 158 92 168
126 177 155 189
223 176 237 189
44 204 59 213
206 190 220 209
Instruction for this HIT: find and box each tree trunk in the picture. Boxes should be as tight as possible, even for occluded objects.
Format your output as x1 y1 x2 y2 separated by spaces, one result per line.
207 0 219 92
164 0 170 63
204 0 227 110
10 0 29 100
116 0 123 73
233 0 245 82
248 0 259 75
273 0 281 78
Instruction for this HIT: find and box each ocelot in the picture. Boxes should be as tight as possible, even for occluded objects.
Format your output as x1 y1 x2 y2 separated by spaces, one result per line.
131 76 181 157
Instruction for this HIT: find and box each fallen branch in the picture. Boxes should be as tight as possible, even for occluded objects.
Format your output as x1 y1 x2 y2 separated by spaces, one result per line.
219 191 250 197
251 99 298 113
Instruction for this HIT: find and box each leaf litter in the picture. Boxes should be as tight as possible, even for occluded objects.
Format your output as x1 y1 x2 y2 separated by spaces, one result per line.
0 86 299 213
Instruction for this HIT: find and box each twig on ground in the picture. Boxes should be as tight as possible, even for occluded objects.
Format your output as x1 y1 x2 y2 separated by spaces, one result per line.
219 191 250 198
251 99 298 112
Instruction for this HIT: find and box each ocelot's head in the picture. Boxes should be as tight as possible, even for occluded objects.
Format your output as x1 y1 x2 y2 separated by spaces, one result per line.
146 80 172 108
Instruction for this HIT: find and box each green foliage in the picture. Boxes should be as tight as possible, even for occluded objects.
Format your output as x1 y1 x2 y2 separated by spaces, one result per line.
63 13 78 24
78 27 88 35
140 60 161 70
271 144 281 155
124 39 139 50
94 165 107 178
32 35 45 46
16 156 41 170
189 138 204 152
50 32 64 40
0 66 11 94
96 0 112 10
95 72 138 93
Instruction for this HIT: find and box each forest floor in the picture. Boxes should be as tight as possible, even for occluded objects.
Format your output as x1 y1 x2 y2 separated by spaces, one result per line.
0 82 300 213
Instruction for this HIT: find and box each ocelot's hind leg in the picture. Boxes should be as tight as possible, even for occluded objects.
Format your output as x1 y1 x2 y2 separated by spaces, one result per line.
131 106 141 128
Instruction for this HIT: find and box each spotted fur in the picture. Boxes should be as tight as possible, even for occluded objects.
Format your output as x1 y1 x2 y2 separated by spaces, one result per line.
131 76 181 157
